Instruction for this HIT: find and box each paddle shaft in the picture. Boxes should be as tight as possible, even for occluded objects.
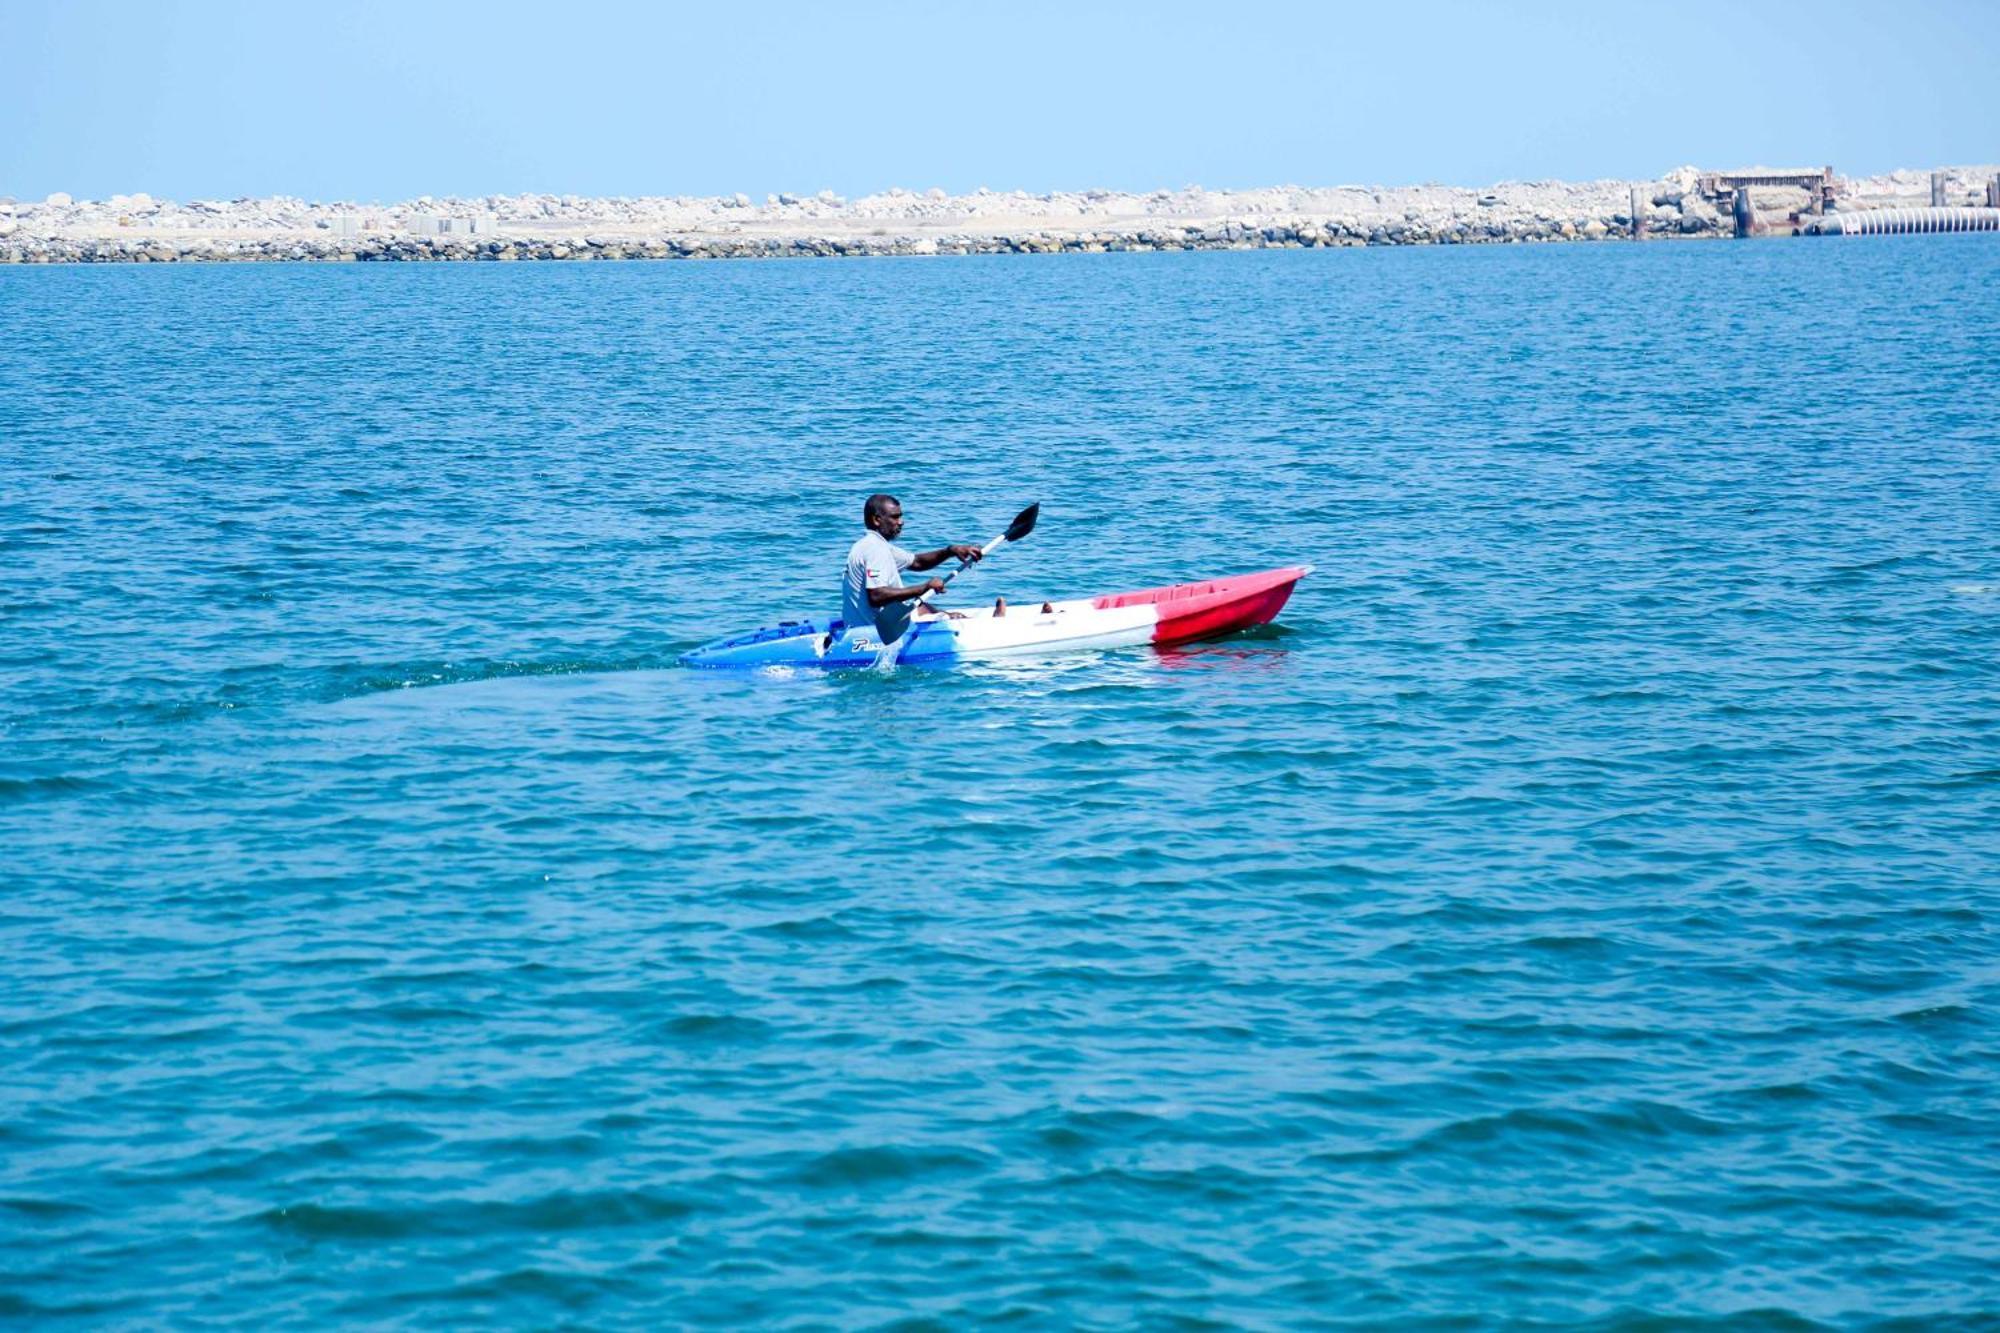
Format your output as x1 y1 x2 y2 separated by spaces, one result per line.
921 530 1012 599
911 502 1038 608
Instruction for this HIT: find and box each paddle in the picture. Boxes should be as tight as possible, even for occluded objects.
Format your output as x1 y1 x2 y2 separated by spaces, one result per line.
933 502 1039 595
875 502 1040 665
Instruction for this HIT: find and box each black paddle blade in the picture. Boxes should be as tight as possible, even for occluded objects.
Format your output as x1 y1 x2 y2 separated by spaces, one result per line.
1003 503 1040 543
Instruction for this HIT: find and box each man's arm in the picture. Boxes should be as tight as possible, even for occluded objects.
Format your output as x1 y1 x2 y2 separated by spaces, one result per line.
867 578 947 608
906 544 985 573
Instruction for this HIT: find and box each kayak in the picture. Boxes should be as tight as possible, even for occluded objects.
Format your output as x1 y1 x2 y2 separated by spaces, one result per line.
681 565 1311 669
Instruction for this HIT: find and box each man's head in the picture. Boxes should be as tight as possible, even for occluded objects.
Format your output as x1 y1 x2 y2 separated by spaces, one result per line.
863 493 904 539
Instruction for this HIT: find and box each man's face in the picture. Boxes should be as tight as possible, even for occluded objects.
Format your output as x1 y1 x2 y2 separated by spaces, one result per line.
872 501 905 540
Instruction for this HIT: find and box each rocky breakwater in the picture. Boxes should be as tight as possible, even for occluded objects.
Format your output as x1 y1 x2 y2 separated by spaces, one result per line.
1 168 1982 264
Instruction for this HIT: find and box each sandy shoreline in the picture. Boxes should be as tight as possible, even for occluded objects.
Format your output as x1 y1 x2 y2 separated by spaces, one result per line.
2 166 1994 263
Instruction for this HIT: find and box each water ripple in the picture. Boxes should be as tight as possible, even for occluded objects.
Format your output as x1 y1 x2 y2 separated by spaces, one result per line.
2 245 1997 1325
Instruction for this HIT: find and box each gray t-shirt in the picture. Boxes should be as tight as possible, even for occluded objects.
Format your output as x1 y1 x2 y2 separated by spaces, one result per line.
842 530 916 640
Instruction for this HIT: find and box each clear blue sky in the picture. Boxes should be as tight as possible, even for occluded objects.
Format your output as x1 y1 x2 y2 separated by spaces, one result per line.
3 0 1995 201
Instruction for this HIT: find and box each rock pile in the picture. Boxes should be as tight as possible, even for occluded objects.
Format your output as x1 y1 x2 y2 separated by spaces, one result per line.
2 167 1990 263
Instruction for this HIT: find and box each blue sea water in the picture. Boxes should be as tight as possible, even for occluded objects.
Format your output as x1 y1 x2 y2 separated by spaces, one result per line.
3 239 1998 1328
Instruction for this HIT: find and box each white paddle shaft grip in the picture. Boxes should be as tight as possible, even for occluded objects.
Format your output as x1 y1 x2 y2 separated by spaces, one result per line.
936 534 1008 589
919 533 1008 613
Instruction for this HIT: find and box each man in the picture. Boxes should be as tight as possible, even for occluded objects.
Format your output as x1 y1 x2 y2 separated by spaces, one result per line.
842 494 984 642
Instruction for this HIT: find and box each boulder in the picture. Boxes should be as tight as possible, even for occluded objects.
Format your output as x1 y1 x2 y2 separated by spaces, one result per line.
45 192 72 207
1662 164 1701 194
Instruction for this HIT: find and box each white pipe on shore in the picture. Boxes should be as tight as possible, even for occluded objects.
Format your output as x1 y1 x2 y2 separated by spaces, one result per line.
1810 207 2000 236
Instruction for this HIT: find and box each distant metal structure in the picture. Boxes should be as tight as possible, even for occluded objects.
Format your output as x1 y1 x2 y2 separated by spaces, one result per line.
1697 166 1839 215
402 214 499 237
1931 172 1948 207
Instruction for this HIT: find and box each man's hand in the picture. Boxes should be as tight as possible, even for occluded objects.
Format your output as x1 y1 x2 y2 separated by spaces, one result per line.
948 544 984 563
924 577 948 596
